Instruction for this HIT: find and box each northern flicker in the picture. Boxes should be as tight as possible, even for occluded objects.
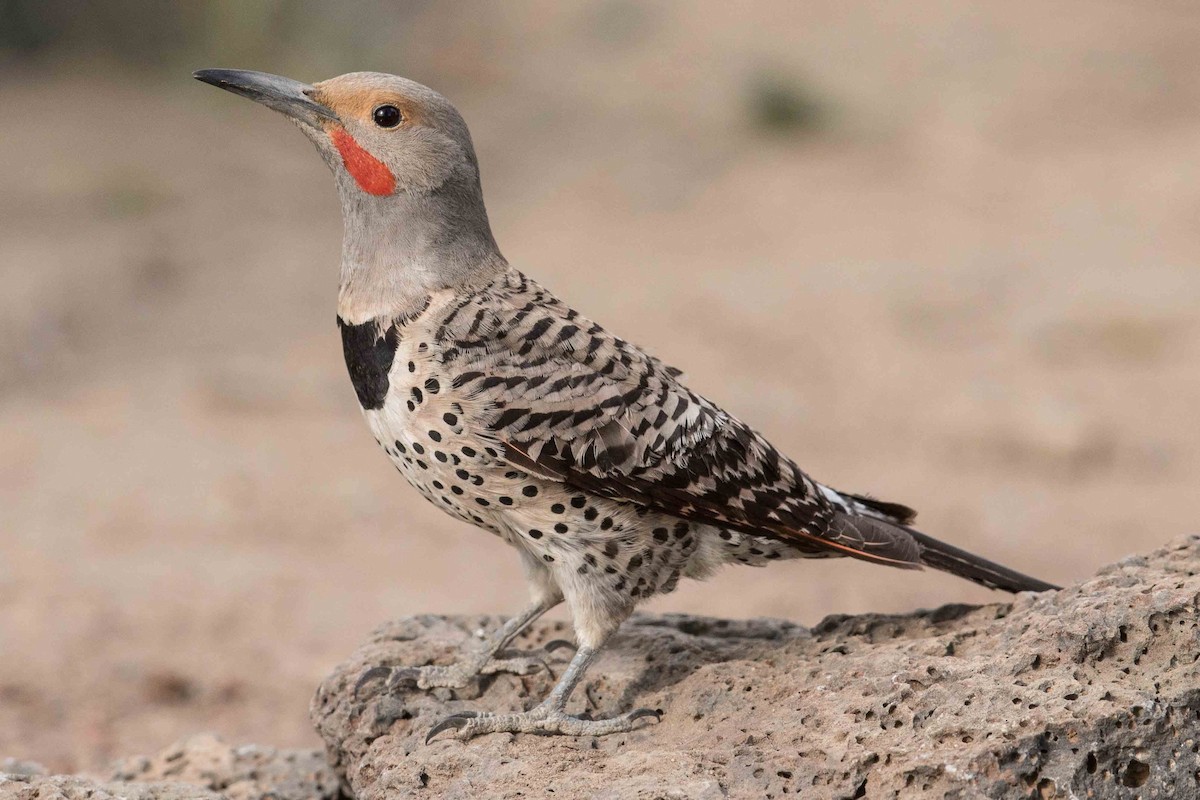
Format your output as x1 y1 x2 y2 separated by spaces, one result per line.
194 69 1058 741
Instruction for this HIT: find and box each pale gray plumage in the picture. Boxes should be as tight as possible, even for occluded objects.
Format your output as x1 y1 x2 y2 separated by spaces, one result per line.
195 68 1059 742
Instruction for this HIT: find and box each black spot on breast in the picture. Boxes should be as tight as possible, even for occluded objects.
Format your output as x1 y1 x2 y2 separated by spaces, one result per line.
338 317 399 411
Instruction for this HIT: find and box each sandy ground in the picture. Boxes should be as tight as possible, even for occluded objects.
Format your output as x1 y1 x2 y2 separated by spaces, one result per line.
2 1 1199 773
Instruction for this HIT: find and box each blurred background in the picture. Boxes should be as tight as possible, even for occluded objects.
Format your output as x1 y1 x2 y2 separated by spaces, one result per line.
2 0 1199 773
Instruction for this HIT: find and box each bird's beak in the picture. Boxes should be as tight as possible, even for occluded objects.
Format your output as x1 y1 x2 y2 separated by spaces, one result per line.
193 68 338 128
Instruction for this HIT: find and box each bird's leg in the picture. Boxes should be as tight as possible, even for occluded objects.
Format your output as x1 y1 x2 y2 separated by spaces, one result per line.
356 596 563 696
425 632 661 741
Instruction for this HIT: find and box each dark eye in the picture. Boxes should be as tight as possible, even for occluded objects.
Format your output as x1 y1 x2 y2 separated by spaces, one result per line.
373 105 402 128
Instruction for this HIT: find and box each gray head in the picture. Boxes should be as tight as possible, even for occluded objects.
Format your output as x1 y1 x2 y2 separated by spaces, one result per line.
194 69 504 321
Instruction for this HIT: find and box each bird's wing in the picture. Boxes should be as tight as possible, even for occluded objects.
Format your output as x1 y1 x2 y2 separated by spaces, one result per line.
442 272 920 567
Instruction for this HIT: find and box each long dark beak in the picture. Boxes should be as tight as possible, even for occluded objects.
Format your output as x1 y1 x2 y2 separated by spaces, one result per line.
193 68 338 127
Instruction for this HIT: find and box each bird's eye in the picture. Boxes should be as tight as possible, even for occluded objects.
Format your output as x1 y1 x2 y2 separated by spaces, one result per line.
373 105 403 128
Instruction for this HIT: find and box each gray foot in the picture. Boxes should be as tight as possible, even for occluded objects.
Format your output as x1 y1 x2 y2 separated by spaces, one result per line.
425 704 663 742
355 651 549 697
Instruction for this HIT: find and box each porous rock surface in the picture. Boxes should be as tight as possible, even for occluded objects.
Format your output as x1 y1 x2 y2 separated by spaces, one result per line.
312 536 1200 799
0 735 341 800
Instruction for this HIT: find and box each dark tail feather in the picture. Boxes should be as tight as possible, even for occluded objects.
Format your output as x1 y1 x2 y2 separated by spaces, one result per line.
907 528 1060 593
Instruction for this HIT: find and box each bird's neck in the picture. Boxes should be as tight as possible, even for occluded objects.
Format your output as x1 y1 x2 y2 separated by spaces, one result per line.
335 181 505 325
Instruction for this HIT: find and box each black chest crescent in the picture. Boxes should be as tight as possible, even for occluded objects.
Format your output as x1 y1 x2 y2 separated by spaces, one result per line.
338 317 400 410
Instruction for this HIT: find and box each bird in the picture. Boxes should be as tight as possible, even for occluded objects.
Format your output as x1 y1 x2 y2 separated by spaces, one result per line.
193 68 1059 742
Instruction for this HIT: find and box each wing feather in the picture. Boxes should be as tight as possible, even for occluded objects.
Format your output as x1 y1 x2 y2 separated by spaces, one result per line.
444 271 921 568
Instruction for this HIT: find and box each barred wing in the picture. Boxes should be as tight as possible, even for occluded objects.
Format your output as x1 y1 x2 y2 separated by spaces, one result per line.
442 274 921 567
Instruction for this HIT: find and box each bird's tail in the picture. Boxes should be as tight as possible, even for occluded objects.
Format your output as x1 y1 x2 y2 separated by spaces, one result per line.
842 491 1059 594
906 527 1059 593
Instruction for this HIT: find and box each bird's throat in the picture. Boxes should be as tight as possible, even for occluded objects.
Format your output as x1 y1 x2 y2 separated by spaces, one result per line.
332 128 396 196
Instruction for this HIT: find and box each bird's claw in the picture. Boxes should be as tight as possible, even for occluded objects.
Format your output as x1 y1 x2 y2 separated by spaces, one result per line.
425 711 478 744
385 666 422 691
353 664 425 699
543 639 577 655
627 707 664 724
353 665 394 700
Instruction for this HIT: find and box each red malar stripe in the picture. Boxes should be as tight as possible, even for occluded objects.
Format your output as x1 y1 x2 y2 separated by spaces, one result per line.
332 128 396 196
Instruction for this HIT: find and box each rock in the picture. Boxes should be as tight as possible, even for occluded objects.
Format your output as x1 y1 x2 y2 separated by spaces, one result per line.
311 535 1200 799
0 735 341 800
0 774 224 800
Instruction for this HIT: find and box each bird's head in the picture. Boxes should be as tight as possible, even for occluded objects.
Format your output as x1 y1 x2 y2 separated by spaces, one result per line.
194 68 502 319
194 68 479 197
